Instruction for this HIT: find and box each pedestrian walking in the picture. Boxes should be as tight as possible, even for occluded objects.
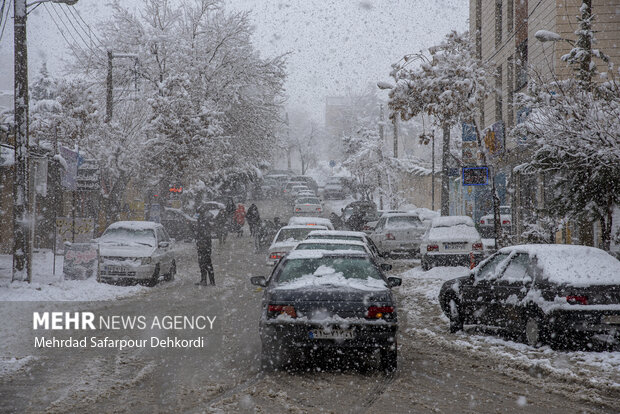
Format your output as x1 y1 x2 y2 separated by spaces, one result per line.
246 204 261 237
215 209 228 247
195 205 215 286
234 204 246 237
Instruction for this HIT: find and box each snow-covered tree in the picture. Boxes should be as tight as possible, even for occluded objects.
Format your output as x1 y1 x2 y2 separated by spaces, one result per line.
513 2 619 250
387 31 491 215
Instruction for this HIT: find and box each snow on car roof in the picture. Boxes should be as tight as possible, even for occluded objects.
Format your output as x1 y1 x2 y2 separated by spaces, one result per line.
279 225 329 230
307 230 367 238
381 212 420 218
431 215 474 227
288 216 334 228
297 239 366 246
106 221 162 230
499 244 620 286
285 250 368 260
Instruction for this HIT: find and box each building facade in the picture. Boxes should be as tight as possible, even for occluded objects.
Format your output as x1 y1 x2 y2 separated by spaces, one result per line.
468 0 620 245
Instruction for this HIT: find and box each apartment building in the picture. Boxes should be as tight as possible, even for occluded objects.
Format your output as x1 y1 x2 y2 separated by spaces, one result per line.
467 0 620 244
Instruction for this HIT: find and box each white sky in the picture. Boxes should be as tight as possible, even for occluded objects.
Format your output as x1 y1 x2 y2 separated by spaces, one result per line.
0 0 468 120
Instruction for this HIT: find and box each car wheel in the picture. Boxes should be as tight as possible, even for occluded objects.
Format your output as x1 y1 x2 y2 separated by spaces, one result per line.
146 264 160 287
446 296 464 333
164 260 176 282
379 344 397 373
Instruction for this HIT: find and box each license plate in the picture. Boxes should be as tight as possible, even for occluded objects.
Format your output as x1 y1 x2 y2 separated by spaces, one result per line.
105 265 127 273
444 243 466 250
309 329 355 339
602 315 620 325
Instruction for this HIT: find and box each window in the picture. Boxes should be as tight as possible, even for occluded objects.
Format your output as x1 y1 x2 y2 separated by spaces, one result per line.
515 39 528 90
475 253 510 281
499 254 532 283
507 0 513 33
495 0 503 47
475 0 482 58
507 55 514 127
495 64 503 122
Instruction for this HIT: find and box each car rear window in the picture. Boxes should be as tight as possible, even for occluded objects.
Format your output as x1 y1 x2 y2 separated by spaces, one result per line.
307 235 363 242
386 216 422 228
277 257 382 283
276 228 315 242
297 198 320 204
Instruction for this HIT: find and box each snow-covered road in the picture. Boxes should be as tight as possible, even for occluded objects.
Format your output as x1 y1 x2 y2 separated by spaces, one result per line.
1 200 619 412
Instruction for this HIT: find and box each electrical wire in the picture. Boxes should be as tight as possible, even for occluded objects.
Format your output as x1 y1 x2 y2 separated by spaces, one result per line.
0 0 12 44
43 2 92 69
68 5 105 49
53 3 106 63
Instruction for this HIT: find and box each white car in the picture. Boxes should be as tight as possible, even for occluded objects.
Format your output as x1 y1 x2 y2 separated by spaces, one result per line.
420 215 483 270
305 230 383 259
290 185 310 198
323 177 346 199
293 196 323 215
266 225 328 265
288 216 334 230
364 210 406 234
293 239 371 255
98 221 176 286
370 212 427 257
479 205 512 237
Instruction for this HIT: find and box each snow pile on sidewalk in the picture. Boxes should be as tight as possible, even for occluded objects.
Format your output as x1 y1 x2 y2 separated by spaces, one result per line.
0 252 147 301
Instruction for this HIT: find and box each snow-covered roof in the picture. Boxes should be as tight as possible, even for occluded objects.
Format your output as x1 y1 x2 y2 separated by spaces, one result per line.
285 250 367 260
499 244 620 286
288 216 334 229
297 239 366 247
106 221 162 231
431 215 475 227
307 230 367 238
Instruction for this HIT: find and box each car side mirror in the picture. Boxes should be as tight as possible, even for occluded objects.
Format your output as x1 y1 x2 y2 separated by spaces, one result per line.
380 263 392 272
387 277 402 288
250 276 268 287
158 241 170 248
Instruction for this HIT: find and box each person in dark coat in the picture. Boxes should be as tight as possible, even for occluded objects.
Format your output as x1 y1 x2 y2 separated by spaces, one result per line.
225 196 235 232
330 212 343 230
214 209 228 247
347 211 365 231
195 206 215 285
246 204 260 237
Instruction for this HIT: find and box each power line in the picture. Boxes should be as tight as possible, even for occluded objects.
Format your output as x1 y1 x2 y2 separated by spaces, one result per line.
43 2 92 69
68 5 105 48
53 3 105 62
0 0 11 44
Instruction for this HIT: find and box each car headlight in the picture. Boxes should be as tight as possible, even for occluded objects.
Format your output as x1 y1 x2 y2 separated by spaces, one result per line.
141 257 152 265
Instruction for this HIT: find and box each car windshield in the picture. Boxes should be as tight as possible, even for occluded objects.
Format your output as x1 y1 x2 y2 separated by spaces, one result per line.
277 257 382 283
100 228 156 247
296 243 366 252
276 228 316 243
385 216 422 228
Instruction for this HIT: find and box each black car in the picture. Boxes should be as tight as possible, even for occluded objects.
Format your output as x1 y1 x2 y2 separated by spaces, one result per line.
251 250 401 371
160 207 196 241
438 244 620 349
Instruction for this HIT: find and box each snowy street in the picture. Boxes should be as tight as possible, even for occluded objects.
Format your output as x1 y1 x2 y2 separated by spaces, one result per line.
1 201 618 413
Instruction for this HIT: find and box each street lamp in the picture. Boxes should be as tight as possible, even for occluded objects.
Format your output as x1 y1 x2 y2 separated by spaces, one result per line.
12 0 79 282
534 30 575 46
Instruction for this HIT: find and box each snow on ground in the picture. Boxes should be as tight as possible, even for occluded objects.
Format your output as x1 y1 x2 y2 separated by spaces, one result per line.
0 250 147 301
0 356 37 377
397 264 620 391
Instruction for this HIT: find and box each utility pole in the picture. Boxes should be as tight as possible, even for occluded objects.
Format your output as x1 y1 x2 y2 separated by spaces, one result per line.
285 112 291 170
106 51 113 122
12 0 31 282
431 130 435 211
377 105 384 209
440 124 450 216
392 115 398 158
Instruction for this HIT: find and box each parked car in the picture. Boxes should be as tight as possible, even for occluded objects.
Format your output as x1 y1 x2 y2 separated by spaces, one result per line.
293 197 323 215
305 230 383 259
288 216 334 230
266 225 328 265
98 221 176 286
370 212 426 258
438 244 620 349
160 207 196 242
250 250 401 371
420 216 483 269
323 177 346 199
479 205 512 237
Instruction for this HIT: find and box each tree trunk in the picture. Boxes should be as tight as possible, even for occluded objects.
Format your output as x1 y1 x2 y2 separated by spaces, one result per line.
601 198 613 251
441 124 450 216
